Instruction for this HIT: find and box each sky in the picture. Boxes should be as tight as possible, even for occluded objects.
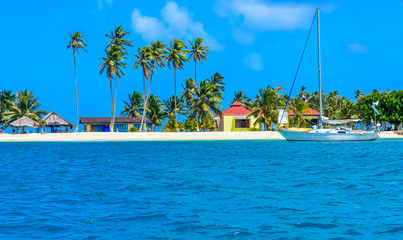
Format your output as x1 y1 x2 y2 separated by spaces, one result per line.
1 0 403 128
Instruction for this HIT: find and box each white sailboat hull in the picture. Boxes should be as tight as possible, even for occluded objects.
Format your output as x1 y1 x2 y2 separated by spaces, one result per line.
279 130 379 141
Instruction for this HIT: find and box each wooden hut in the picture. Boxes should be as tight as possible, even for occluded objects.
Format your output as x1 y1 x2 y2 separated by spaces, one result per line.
43 111 73 133
9 116 40 133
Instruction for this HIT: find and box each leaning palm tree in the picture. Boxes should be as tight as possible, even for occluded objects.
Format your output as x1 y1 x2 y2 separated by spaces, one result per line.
146 94 168 131
105 25 133 54
190 79 223 131
166 39 188 131
134 46 155 131
99 44 127 132
67 32 87 132
188 37 209 86
2 90 47 129
120 91 143 117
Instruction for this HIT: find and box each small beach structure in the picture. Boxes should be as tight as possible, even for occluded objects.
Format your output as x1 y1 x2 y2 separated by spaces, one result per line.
80 117 152 132
43 111 74 132
216 101 257 131
288 106 320 127
9 116 40 133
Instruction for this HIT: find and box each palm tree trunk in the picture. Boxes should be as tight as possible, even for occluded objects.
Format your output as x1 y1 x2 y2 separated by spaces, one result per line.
174 67 178 132
194 60 197 87
113 74 118 132
141 74 153 132
73 50 79 132
110 77 114 132
140 74 146 131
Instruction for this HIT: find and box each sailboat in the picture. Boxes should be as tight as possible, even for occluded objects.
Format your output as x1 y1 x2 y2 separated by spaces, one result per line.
278 8 379 141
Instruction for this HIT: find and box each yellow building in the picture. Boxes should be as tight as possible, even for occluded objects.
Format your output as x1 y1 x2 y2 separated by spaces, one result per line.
80 117 151 132
217 101 258 131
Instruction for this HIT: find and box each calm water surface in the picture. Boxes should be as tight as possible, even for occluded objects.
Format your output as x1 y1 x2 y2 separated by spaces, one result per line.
0 139 402 239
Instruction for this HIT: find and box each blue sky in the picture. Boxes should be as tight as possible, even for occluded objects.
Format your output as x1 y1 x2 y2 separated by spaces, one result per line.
1 0 403 127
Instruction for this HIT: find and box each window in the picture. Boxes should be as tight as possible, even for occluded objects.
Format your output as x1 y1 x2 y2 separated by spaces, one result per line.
236 119 249 128
114 124 128 132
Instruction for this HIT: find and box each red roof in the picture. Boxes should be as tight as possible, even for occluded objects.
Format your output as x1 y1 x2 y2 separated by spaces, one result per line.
222 101 251 115
288 107 319 116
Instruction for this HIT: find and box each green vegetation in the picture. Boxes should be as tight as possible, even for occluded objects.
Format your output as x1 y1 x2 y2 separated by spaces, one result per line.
1 90 47 129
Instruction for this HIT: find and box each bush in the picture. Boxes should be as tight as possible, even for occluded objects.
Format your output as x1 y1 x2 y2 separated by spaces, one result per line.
249 127 259 131
129 127 138 132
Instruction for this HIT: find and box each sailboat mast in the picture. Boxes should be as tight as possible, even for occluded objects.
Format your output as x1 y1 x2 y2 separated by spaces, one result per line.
317 8 323 129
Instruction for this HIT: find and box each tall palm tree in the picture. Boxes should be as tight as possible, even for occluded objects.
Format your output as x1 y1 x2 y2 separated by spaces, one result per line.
190 79 223 131
181 78 196 118
100 44 127 132
0 90 15 130
105 25 133 54
354 89 363 101
166 39 188 131
120 91 143 117
163 96 186 121
188 37 209 86
142 41 167 130
134 46 155 131
2 90 47 129
67 32 87 132
146 94 168 131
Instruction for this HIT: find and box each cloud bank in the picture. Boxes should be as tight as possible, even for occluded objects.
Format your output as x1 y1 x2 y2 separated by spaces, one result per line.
131 1 224 51
214 0 317 45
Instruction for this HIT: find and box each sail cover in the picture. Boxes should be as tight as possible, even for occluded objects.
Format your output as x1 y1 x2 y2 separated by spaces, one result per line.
323 119 361 124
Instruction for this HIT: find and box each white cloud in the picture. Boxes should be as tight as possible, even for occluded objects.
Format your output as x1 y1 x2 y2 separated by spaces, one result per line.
214 0 319 45
131 1 224 51
244 53 263 71
347 43 368 54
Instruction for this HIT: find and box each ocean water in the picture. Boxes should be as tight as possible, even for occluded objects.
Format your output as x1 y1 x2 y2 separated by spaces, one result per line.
0 139 402 239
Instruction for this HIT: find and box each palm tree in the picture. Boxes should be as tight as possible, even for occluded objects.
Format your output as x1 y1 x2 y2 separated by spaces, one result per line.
105 25 133 54
2 90 47 129
164 96 186 121
99 44 127 132
0 90 15 130
210 72 225 93
121 91 143 117
166 39 188 131
181 78 196 118
354 89 363 101
134 46 155 131
289 98 308 128
232 91 253 110
190 79 223 131
142 41 167 130
188 37 209 86
249 86 284 130
67 32 87 132
298 85 308 99
146 94 168 131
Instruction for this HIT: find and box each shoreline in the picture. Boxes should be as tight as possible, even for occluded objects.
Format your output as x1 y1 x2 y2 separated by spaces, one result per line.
0 131 401 142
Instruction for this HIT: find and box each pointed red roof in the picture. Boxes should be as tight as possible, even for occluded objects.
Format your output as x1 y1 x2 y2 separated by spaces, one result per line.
222 101 251 115
288 107 319 116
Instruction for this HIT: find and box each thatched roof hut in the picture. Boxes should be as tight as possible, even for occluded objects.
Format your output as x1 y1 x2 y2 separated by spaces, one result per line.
9 116 39 128
43 111 73 127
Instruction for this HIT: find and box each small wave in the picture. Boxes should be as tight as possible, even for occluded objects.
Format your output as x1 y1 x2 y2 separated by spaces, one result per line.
217 231 255 238
378 226 403 234
292 222 338 229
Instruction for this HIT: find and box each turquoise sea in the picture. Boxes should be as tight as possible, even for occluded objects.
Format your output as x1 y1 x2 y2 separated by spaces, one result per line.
1 139 402 239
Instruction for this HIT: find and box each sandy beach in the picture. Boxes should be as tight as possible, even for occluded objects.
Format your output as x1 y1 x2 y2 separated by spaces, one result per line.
0 131 401 142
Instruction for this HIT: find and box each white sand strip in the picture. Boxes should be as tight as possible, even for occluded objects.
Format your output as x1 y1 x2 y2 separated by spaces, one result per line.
0 131 401 142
